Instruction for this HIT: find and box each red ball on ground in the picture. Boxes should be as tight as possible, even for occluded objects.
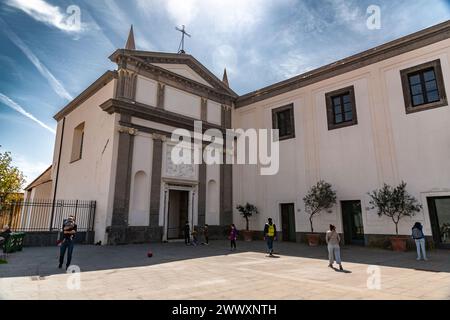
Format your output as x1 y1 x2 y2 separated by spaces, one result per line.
147 251 153 258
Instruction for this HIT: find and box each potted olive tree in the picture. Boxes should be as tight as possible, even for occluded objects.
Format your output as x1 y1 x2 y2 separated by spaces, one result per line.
303 181 337 246
368 182 422 252
236 203 258 241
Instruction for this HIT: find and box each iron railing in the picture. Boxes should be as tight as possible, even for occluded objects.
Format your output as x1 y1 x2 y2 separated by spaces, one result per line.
0 200 96 232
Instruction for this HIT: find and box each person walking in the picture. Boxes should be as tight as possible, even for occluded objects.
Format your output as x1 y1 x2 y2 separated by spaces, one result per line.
229 224 237 251
264 218 277 256
0 225 11 255
412 222 427 261
184 222 190 245
326 224 343 271
0 225 11 243
58 216 77 270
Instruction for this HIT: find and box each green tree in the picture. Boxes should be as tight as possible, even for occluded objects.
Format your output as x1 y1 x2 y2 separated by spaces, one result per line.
368 181 422 235
236 203 258 231
0 147 25 204
303 180 337 233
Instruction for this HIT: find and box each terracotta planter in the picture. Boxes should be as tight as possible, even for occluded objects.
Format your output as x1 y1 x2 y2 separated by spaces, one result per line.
242 230 253 242
390 236 408 252
306 233 320 246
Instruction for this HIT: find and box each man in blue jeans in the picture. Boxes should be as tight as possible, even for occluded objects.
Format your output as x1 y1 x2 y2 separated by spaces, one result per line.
412 222 427 261
264 218 277 256
59 215 77 270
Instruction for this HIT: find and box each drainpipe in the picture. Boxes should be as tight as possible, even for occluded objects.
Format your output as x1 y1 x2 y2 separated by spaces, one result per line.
191 191 195 236
50 117 65 231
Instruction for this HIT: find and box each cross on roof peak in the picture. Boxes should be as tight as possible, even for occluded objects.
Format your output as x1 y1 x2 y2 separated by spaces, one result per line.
175 25 191 54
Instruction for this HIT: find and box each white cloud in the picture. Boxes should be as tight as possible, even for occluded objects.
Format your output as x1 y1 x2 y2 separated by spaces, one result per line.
145 0 272 34
11 154 50 186
328 0 371 33
276 51 315 79
1 21 73 101
212 45 238 75
6 0 86 33
0 93 56 134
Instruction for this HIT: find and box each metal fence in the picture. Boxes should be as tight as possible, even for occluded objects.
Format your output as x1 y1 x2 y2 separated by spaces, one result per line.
0 200 96 232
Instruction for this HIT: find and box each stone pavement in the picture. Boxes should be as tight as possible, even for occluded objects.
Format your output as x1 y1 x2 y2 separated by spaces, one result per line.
0 241 449 300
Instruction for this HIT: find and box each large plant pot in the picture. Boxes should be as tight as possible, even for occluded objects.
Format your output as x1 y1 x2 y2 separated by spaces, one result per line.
390 236 408 252
306 233 320 246
242 230 253 242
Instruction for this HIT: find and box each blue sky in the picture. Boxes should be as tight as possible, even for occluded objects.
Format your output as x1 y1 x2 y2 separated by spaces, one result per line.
0 0 449 185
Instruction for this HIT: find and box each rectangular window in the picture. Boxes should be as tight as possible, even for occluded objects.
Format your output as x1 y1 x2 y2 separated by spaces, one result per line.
400 59 447 114
272 104 295 141
325 86 357 130
70 122 85 163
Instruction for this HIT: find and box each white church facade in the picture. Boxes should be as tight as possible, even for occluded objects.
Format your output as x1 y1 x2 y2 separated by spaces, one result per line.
46 21 450 247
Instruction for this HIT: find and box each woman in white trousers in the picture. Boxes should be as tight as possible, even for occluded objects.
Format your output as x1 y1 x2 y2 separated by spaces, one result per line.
326 224 343 271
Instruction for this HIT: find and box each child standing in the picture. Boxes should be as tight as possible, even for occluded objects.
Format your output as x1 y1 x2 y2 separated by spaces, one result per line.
184 222 190 245
203 224 209 245
229 224 237 251
191 227 199 246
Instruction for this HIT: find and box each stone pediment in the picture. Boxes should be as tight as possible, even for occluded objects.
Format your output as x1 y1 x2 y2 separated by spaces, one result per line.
109 50 237 98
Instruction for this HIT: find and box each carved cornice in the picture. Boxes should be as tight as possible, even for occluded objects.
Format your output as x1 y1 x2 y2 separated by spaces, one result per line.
100 98 225 133
117 125 138 136
152 133 166 142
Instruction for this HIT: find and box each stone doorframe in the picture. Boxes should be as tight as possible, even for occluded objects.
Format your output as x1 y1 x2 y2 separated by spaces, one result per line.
162 180 198 242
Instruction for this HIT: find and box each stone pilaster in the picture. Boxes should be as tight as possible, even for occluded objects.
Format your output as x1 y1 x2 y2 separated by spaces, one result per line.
149 134 165 228
108 115 135 244
157 82 165 108
116 69 137 100
220 104 233 226
201 98 208 122
198 157 207 227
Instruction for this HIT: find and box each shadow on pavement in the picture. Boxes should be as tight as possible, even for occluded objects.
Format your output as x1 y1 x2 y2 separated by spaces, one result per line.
1 240 449 278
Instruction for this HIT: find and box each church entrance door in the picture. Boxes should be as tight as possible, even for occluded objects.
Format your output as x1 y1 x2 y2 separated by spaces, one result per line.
167 190 189 240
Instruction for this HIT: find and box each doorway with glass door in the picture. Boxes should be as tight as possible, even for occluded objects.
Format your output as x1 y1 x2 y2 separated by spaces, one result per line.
341 200 365 245
427 197 450 249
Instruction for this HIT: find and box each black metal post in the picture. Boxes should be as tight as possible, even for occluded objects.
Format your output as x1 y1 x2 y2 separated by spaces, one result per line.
50 117 65 231
8 201 15 227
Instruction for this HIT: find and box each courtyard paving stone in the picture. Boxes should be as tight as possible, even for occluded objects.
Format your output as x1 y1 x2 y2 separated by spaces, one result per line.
0 240 449 300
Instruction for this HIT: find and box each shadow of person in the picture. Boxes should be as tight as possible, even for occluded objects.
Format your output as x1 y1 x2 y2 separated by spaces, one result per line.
266 254 281 258
332 267 352 273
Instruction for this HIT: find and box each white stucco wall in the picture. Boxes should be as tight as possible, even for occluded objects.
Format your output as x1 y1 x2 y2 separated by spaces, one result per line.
135 75 157 106
128 133 153 226
30 181 52 200
52 80 118 243
165 86 201 119
207 100 222 125
206 164 220 226
134 72 222 126
233 38 450 237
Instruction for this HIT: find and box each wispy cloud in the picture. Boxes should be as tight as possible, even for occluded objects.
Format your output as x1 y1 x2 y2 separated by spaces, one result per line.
84 0 154 51
0 93 56 134
5 0 85 33
0 19 73 101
